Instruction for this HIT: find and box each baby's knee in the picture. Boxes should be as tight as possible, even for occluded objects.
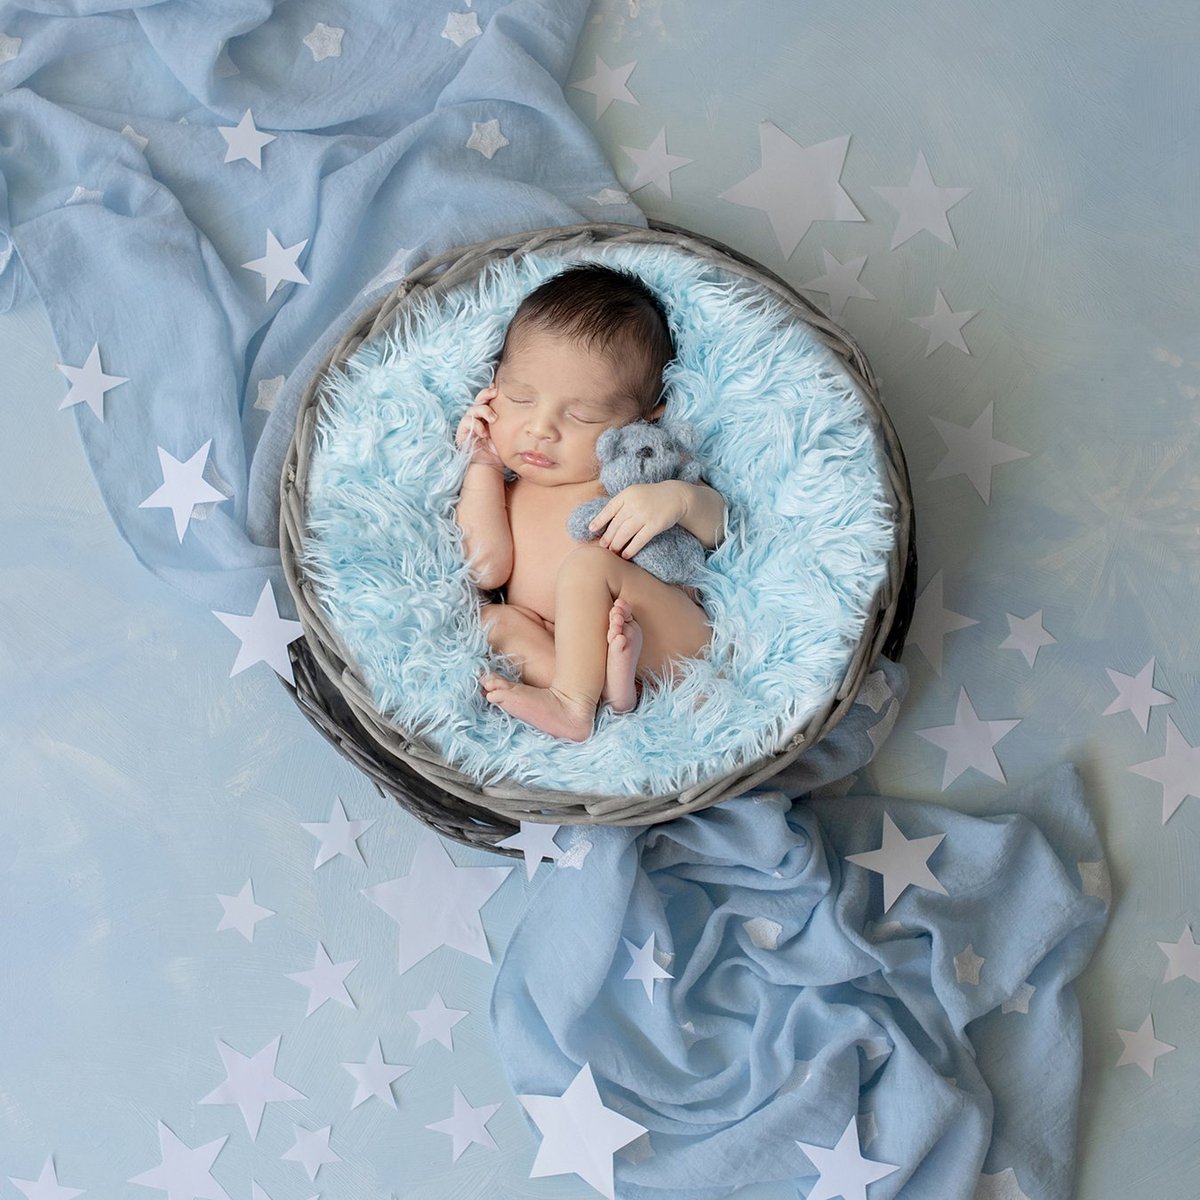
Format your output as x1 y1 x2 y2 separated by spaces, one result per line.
558 542 617 584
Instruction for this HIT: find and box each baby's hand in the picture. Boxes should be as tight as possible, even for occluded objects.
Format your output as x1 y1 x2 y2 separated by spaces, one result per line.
455 384 505 471
588 481 688 560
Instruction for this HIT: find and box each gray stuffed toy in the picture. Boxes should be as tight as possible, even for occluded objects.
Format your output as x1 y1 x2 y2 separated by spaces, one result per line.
567 420 708 587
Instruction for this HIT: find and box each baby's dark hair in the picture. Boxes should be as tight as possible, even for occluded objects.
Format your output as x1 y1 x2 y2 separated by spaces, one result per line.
498 263 675 419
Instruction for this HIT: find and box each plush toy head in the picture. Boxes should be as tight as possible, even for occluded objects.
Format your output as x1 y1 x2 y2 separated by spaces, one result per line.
594 420 704 494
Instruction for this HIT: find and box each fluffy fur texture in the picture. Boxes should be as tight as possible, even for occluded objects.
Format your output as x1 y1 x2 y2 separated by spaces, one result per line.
303 244 895 797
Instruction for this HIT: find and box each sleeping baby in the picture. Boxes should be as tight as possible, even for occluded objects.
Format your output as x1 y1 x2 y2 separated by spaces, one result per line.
453 262 727 742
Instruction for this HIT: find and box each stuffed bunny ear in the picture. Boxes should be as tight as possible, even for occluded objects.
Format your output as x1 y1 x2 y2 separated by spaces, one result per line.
596 426 621 460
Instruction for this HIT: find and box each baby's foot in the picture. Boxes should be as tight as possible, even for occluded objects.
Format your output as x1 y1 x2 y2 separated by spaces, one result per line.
601 598 643 714
481 672 597 743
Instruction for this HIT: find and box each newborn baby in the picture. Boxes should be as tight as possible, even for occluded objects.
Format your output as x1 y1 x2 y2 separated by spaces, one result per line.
454 262 727 742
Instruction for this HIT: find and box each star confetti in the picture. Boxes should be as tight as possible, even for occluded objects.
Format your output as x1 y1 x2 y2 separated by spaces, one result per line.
618 127 693 201
497 820 563 880
341 1038 411 1109
300 796 376 868
199 1036 305 1139
795 1115 899 1200
1114 1014 1175 1077
570 54 638 119
998 610 1056 668
1156 926 1200 984
622 932 673 1002
466 118 509 159
907 570 979 675
7 1156 84 1200
241 230 310 302
442 11 482 49
215 879 275 942
1129 717 1200 824
425 1087 501 1161
218 109 276 169
408 992 469 1051
138 440 226 541
846 812 949 912
928 402 1029 504
55 342 129 421
911 287 978 356
916 687 1020 788
128 1123 231 1200
281 1125 340 1182
302 22 343 61
1103 658 1173 732
285 942 359 1017
213 580 305 685
800 249 876 319
873 150 972 250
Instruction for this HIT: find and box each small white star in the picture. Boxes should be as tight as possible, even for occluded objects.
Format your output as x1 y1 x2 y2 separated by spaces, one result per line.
1156 926 1200 984
794 1115 899 1200
213 580 305 684
0 33 22 66
407 991 469 1050
341 1038 411 1109
139 440 227 541
128 1123 231 1200
302 22 344 61
916 687 1020 788
286 942 359 1016
953 943 985 985
281 1125 341 1182
121 125 149 151
441 11 482 49
1077 860 1112 909
742 916 784 950
1102 658 1173 732
199 1035 306 1139
623 932 673 1002
466 118 509 159
569 54 638 119
254 375 285 412
8 1155 84 1200
998 610 1056 668
215 879 275 942
588 187 632 206
618 127 693 200
906 569 978 675
556 833 593 870
425 1087 501 1161
928 401 1029 504
973 1166 1033 1200
1114 1013 1175 1077
874 150 972 249
241 229 310 302
846 811 949 912
1129 717 1200 824
218 109 276 169
66 185 103 205
497 820 563 880
1001 981 1036 1014
911 287 978 356
300 796 376 868
55 342 129 421
800 249 876 319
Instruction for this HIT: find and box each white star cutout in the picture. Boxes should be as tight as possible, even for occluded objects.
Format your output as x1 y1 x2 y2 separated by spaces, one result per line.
743 915 784 950
199 1036 305 1139
497 820 563 880
795 1115 899 1200
873 150 972 249
928 401 1029 504
800 249 876 319
300 796 376 868
121 124 149 151
1129 717 1200 824
8 1156 84 1200
911 287 978 356
1103 658 1173 732
1001 981 1036 1014
362 831 512 974
1114 1013 1175 1077
281 1125 341 1182
215 879 275 942
846 811 949 912
907 570 979 675
139 440 227 542
425 1087 501 1161
1077 860 1112 909
218 109 276 169
128 1122 231 1200
213 580 305 684
441 11 482 49
589 187 632 206
55 342 129 421
719 124 864 257
917 687 1020 788
254 374 285 412
0 33 22 66
241 229 310 302
1156 926 1200 983
341 1038 411 1109
623 932 673 1002
519 1062 647 1200
407 991 469 1050
302 22 344 61
973 1166 1033 1200
466 118 509 159
570 54 638 119
954 943 985 985
556 833 593 869
618 127 693 200
286 942 359 1016
999 610 1056 667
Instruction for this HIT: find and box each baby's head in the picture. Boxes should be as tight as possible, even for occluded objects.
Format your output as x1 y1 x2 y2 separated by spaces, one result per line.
487 263 675 486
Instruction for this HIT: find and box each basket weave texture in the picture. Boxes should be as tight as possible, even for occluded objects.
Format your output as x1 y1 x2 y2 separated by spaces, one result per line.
280 220 917 854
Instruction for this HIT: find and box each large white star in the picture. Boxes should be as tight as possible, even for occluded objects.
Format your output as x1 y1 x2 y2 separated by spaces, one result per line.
910 287 978 356
570 54 638 119
1156 926 1200 983
286 942 359 1016
1114 1013 1175 1077
218 109 276 169
241 230 310 302
1129 717 1200 824
519 1062 647 1200
622 932 673 1002
466 118 509 159
56 342 129 421
497 820 563 880
795 1115 899 1200
927 401 1029 504
800 249 876 319
618 127 693 200
215 879 275 942
1103 658 1173 732
873 150 972 249
998 610 1056 668
846 811 949 912
280 1125 341 1182
719 124 864 258
8 1156 85 1200
213 580 305 685
139 440 227 542
916 687 1021 788
127 1122 231 1200
300 796 376 868
425 1087 501 1161
199 1036 305 1139
906 569 978 675
341 1037 411 1109
408 991 469 1050
302 22 343 61
362 831 512 974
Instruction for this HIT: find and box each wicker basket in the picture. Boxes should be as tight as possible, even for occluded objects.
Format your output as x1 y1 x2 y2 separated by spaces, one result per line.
279 220 917 854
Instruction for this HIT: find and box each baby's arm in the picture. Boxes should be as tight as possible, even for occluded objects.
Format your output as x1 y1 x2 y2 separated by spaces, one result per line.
674 481 727 551
454 387 513 590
